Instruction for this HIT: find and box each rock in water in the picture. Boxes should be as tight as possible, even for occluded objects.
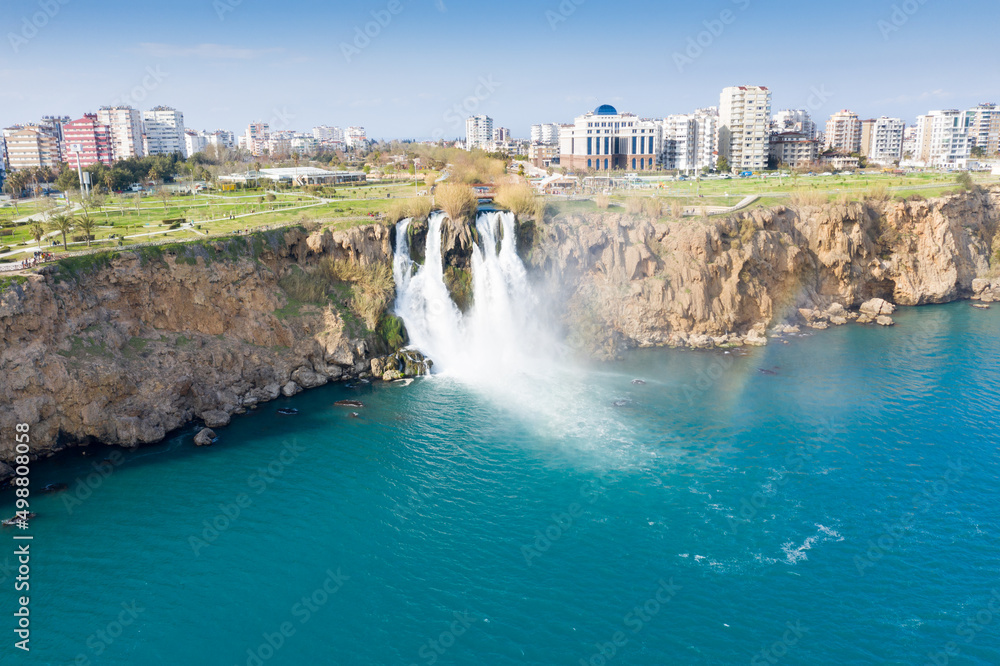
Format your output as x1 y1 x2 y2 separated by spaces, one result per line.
876 315 895 326
201 410 231 428
334 400 364 408
194 428 216 447
631 379 647 385
860 298 896 317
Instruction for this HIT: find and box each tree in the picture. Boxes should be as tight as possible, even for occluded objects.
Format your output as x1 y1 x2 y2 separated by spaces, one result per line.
51 214 73 251
157 187 171 211
76 215 96 247
716 156 730 173
956 172 974 191
29 220 45 250
55 167 79 192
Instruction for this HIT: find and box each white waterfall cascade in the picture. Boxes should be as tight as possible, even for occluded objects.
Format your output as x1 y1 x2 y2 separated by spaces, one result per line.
393 210 542 380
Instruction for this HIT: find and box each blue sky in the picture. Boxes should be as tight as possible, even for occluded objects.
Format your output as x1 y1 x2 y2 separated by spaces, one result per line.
1 0 998 140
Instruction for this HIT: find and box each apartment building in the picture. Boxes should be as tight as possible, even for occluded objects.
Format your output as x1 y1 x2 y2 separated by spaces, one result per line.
559 105 662 172
530 123 560 145
913 110 971 167
465 115 493 151
61 114 114 168
2 125 62 170
769 132 819 167
184 130 208 157
344 127 367 147
719 86 772 172
824 110 862 154
245 122 270 156
659 108 718 172
97 106 144 160
772 109 817 139
861 117 905 165
966 103 998 155
143 106 186 156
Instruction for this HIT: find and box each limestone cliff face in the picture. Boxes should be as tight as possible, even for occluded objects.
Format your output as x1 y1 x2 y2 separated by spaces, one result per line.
2 190 998 467
530 188 1000 356
0 225 396 463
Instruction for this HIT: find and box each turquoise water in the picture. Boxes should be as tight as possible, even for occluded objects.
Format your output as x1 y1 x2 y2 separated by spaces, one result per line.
5 302 1000 665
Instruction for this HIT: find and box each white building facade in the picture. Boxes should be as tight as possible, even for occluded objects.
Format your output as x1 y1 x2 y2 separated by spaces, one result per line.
143 106 186 157
865 117 906 165
719 86 772 172
465 115 493 151
824 110 862 154
97 106 145 160
558 104 661 172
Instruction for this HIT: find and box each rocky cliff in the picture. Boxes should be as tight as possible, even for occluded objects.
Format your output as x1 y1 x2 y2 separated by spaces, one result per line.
3 189 999 469
530 187 1000 357
0 224 411 467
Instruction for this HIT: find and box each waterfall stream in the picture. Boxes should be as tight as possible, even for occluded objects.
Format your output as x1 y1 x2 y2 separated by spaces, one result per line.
393 210 538 379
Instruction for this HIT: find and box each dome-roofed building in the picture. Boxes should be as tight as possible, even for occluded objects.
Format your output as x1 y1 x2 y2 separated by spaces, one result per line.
558 104 662 172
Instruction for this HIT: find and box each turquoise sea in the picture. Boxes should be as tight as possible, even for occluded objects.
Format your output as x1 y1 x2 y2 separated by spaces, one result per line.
5 302 1000 665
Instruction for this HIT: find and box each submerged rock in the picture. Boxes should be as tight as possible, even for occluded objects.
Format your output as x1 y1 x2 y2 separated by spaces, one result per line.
334 400 364 408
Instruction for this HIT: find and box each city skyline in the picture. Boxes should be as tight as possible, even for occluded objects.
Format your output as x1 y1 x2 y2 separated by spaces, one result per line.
2 0 998 139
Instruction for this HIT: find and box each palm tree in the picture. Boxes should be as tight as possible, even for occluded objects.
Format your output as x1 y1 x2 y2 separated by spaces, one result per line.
76 215 96 248
51 214 73 251
29 220 45 251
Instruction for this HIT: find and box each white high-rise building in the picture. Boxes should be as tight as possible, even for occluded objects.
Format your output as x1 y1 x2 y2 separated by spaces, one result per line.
492 127 510 143
245 122 270 156
863 117 906 165
97 105 145 160
531 123 560 145
143 106 186 157
205 130 235 148
965 103 998 154
184 130 208 157
901 125 919 162
660 115 699 172
344 127 367 148
313 125 344 142
772 109 817 139
719 86 772 172
914 110 972 167
692 107 719 171
465 115 493 151
824 110 862 154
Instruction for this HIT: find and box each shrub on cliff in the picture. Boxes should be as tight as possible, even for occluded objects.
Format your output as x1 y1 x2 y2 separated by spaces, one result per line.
595 195 611 209
495 181 538 219
317 259 395 330
436 184 477 224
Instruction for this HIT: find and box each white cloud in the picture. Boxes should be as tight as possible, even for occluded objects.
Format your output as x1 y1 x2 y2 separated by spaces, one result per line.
135 43 283 60
435 0 447 12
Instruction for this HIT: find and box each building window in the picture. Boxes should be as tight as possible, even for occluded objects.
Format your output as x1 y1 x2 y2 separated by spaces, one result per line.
604 159 609 170
587 137 592 155
632 158 637 169
588 159 592 168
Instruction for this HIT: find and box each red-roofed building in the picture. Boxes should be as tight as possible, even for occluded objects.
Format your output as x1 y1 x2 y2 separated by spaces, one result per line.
61 114 113 168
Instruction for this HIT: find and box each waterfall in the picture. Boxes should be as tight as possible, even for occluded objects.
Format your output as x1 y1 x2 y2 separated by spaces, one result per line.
393 210 539 379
